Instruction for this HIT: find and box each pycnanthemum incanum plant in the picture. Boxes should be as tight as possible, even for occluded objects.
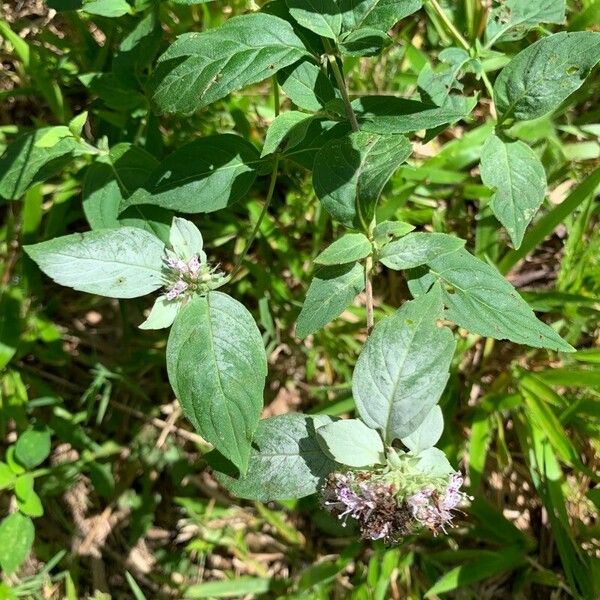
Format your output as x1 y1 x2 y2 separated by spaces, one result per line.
7 0 596 551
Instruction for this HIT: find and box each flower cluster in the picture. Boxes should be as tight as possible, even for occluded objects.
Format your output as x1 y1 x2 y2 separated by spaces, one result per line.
322 466 469 544
163 252 225 301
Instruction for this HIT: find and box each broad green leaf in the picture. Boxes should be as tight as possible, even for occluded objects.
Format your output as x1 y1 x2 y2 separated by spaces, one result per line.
185 577 270 599
353 289 456 442
139 296 181 330
261 111 315 158
338 0 422 32
353 95 477 134
480 133 546 249
313 131 412 228
82 144 171 242
417 47 473 106
81 0 132 17
211 413 336 501
296 262 365 338
486 0 566 46
427 249 574 351
338 27 390 57
494 32 600 121
0 463 15 490
316 419 385 467
169 217 205 261
373 220 415 246
379 232 464 270
286 0 341 39
0 513 35 575
401 405 444 453
278 60 337 111
14 428 51 469
0 128 80 200
151 13 309 114
15 474 43 518
166 293 267 474
315 233 371 265
121 135 260 214
68 111 88 137
415 447 454 477
24 227 165 299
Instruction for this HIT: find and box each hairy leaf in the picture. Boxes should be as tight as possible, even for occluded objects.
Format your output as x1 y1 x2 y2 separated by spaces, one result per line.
401 405 444 453
353 289 456 442
313 131 412 228
296 262 365 338
316 419 385 467
151 13 308 114
25 227 165 299
494 32 600 121
166 293 267 474
480 134 547 249
211 413 336 501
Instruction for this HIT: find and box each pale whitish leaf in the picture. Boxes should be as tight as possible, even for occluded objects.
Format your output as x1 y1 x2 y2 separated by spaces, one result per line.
211 413 336 501
427 249 574 351
494 32 600 121
0 128 80 200
151 13 309 114
286 0 341 39
296 262 365 338
353 288 456 442
480 133 546 249
353 95 477 134
0 513 34 575
313 131 412 228
415 447 454 477
338 0 422 32
401 405 444 453
121 134 261 214
169 217 205 261
139 296 181 330
278 59 337 111
166 293 267 474
316 419 385 467
379 232 464 270
24 227 165 299
315 233 372 265
261 111 315 158
486 0 566 46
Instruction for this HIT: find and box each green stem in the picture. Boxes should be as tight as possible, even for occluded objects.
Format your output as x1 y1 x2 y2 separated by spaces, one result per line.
365 254 374 332
428 0 470 52
323 38 359 132
231 156 280 279
272 76 280 117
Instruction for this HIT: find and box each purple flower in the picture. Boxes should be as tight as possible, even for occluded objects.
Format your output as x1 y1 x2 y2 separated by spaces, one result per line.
166 280 188 301
188 255 202 275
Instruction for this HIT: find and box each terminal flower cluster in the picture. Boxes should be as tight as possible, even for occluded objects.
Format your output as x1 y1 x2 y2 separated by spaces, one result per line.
163 250 225 301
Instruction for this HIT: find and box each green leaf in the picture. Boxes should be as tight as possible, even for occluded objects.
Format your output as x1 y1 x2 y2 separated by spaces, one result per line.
15 474 44 518
486 0 566 46
353 289 456 442
169 217 205 261
296 262 365 338
315 233 372 265
0 513 34 575
24 227 165 299
379 232 464 270
211 413 336 501
401 405 444 453
0 463 15 490
261 111 315 158
278 59 337 112
338 28 390 57
139 296 182 330
166 293 267 475
121 135 260 214
313 131 412 228
286 0 341 39
68 111 88 137
14 428 51 469
494 32 600 122
480 134 546 249
417 47 472 106
0 128 80 200
414 447 454 477
316 419 385 467
353 95 477 134
81 0 132 17
373 220 415 246
151 13 309 114
427 249 574 351
185 577 270 599
338 0 422 32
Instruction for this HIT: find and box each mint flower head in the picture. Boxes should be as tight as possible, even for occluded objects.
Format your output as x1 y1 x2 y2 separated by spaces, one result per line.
139 217 225 330
322 451 470 544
